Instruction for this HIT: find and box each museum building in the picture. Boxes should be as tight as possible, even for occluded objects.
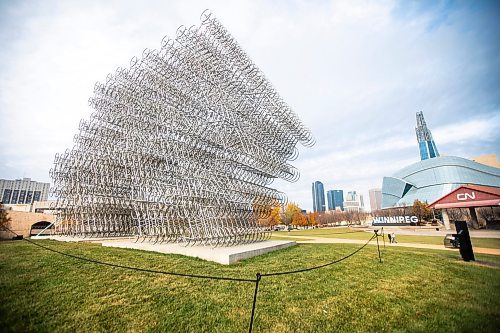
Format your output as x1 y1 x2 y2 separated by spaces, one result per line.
382 155 500 208
381 112 500 208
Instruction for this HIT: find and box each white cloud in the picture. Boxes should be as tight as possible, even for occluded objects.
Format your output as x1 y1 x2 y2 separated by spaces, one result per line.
434 114 500 145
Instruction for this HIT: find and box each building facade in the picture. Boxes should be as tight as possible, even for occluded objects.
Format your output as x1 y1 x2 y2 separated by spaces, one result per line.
1 178 50 205
327 189 344 211
312 181 326 212
344 191 364 212
369 188 382 211
381 156 500 208
472 154 500 168
415 111 439 160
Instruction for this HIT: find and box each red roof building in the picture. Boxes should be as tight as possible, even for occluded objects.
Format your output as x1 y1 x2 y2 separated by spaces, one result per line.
428 185 500 209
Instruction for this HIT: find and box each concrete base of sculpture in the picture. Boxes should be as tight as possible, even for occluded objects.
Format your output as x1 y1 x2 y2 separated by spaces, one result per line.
31 235 134 242
101 240 296 265
31 235 296 265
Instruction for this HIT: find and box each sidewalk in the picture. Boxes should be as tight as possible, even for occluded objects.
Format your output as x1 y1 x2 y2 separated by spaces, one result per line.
367 228 500 239
272 234 500 256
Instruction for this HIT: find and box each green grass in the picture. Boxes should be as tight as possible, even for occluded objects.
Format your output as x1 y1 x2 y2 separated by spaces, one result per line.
275 228 500 249
1 239 499 332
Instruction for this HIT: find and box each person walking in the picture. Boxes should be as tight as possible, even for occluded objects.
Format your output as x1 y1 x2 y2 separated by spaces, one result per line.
391 232 397 243
387 233 392 243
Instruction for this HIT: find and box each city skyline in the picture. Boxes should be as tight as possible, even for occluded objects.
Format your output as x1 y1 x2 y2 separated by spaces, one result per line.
1 1 499 211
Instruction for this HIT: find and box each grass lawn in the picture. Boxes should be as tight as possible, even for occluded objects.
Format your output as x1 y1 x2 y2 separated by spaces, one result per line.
1 239 499 332
275 228 500 249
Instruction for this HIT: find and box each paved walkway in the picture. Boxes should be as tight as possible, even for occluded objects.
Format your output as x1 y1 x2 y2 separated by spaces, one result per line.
272 234 500 256
366 228 500 239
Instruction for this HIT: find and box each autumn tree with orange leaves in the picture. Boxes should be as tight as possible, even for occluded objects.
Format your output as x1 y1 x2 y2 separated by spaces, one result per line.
284 202 301 226
307 212 319 227
292 211 308 227
268 206 282 226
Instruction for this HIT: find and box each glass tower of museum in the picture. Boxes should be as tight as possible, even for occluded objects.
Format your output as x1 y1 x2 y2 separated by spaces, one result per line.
312 181 326 212
415 111 439 160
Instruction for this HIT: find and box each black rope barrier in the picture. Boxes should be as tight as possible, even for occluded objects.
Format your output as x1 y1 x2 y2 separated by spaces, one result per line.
2 226 382 333
261 233 377 277
2 227 256 283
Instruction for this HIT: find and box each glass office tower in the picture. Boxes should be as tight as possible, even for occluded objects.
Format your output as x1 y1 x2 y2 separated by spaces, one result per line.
327 189 344 211
415 111 439 160
312 181 326 212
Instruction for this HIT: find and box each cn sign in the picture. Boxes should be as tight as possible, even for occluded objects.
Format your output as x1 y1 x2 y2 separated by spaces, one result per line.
457 192 476 201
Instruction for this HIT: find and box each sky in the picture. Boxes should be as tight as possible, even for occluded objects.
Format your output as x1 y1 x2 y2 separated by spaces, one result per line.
0 0 499 211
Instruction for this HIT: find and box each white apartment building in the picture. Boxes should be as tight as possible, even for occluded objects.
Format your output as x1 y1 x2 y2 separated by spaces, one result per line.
344 191 365 212
0 178 50 204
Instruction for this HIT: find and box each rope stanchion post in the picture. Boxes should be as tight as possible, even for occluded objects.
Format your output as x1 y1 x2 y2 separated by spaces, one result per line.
374 230 382 263
248 273 262 333
382 227 385 249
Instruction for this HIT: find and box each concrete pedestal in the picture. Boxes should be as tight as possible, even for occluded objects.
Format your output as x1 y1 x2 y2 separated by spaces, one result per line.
101 240 296 265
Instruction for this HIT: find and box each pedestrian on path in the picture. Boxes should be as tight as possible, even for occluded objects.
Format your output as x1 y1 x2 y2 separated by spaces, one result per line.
391 232 397 243
388 233 392 243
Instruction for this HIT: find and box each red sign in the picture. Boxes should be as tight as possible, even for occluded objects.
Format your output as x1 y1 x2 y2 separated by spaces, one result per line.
428 185 500 209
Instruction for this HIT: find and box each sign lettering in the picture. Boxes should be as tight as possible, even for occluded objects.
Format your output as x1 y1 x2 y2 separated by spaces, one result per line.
457 192 475 201
373 215 418 225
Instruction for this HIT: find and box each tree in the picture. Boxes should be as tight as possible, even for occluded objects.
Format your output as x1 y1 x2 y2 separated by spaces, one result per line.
446 208 464 222
412 199 431 224
268 206 282 226
477 207 499 228
344 210 355 225
291 211 308 227
0 202 12 231
284 203 301 226
307 212 319 227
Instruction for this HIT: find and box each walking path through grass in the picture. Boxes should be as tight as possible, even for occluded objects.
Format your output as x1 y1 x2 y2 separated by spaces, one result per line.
272 234 500 255
273 227 500 255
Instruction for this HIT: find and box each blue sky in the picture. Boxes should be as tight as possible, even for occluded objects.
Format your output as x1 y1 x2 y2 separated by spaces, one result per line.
0 0 499 211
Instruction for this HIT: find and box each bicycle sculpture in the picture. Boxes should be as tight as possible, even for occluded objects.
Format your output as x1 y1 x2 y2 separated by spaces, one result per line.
50 10 314 246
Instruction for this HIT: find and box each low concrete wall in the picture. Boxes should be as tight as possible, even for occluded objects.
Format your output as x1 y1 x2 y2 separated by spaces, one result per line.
1 211 55 239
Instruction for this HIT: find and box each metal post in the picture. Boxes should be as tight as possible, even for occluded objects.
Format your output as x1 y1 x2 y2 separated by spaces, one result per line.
375 231 382 263
248 273 262 333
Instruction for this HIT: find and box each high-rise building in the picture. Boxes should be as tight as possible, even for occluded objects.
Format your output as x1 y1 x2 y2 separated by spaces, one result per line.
415 111 439 160
312 181 326 212
0 178 50 204
344 191 364 212
369 188 382 211
327 189 344 211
